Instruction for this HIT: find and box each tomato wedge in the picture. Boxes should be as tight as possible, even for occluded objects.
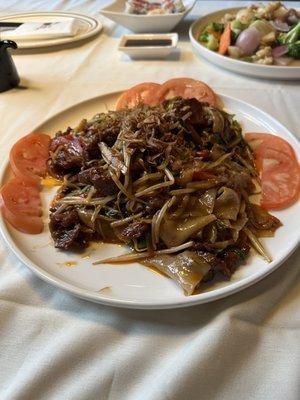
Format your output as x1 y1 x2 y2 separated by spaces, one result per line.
245 133 296 159
153 78 218 107
246 133 300 210
261 149 300 210
9 132 50 182
0 178 43 234
115 82 161 110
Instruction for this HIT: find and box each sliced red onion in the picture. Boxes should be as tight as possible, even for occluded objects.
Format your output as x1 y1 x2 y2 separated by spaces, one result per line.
287 15 299 25
274 56 293 66
236 27 261 56
272 45 289 58
271 19 290 32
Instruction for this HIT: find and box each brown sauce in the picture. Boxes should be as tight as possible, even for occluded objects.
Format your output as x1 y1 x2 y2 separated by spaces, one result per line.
124 39 172 47
64 261 77 267
98 286 112 294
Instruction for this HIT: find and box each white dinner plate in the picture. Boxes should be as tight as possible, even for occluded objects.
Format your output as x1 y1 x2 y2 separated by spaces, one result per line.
189 8 300 80
0 12 102 49
0 92 299 309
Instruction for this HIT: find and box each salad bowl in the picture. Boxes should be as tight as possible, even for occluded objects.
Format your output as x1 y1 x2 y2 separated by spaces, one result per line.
189 8 300 80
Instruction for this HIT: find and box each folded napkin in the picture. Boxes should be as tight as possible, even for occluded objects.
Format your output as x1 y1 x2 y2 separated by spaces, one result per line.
0 19 80 41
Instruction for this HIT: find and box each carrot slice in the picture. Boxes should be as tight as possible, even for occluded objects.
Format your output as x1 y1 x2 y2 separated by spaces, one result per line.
218 24 231 55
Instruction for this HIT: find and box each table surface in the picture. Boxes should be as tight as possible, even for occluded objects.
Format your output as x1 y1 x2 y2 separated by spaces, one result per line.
0 1 299 400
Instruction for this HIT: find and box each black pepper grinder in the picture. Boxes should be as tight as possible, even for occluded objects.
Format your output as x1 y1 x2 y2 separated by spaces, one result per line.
0 40 20 93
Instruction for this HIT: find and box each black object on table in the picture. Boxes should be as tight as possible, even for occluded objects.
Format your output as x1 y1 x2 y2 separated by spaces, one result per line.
0 22 22 28
0 40 20 93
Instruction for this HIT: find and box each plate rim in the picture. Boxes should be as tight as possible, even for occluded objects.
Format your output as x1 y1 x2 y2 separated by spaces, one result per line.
189 7 300 79
0 91 299 309
0 11 103 49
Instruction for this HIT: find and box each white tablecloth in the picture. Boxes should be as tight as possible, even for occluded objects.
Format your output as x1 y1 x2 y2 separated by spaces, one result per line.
0 1 299 399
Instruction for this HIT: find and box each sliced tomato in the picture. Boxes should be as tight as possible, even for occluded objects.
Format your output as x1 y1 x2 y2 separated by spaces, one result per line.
2 208 43 235
9 132 51 182
0 178 43 234
115 82 161 110
250 144 300 210
153 78 218 107
245 133 296 159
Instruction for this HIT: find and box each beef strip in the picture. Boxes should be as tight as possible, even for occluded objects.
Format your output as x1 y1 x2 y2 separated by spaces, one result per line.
216 239 251 279
119 221 149 240
48 133 83 177
81 132 101 160
52 223 82 250
77 167 118 196
50 209 79 228
49 208 92 250
145 194 169 214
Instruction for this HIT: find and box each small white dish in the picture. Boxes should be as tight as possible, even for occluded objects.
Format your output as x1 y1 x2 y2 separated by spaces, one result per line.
100 0 196 33
189 8 300 80
119 33 178 59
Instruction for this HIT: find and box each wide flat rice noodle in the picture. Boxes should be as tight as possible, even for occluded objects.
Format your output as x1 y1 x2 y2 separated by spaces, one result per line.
143 250 211 295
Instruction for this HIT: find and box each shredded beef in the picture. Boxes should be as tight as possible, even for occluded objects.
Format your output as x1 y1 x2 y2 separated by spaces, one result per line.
48 133 83 177
120 221 149 240
145 195 169 214
50 209 79 228
52 224 82 250
77 167 118 196
49 209 91 250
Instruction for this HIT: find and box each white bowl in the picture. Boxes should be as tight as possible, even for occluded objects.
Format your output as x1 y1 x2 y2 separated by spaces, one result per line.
100 0 196 33
189 8 300 80
118 33 178 59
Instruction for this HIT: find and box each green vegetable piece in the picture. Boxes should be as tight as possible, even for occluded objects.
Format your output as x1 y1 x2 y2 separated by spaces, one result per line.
278 22 300 44
287 42 300 59
250 20 274 36
233 248 248 261
231 19 246 31
199 22 224 43
277 32 286 45
213 22 225 32
230 30 239 44
104 208 119 218
199 31 209 42
131 237 147 251
206 34 219 51
204 22 224 33
241 56 254 63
